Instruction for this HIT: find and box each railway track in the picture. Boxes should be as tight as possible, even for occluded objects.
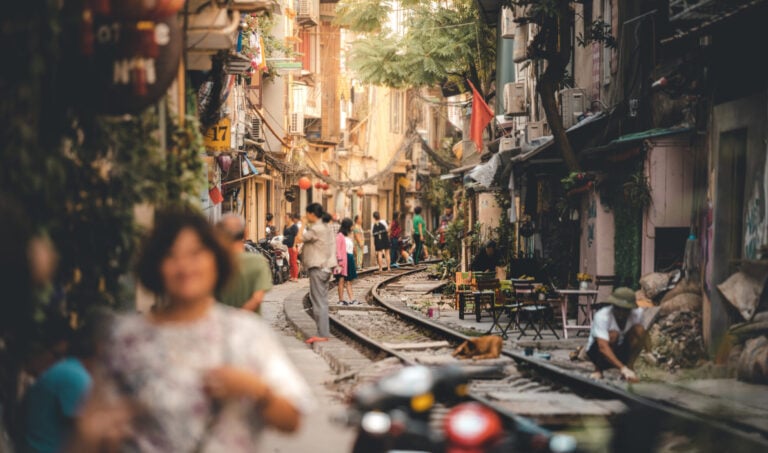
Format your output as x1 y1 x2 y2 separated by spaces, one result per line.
319 267 768 452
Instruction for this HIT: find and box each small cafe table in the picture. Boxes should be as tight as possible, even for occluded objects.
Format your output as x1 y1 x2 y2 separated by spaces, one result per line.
555 289 599 339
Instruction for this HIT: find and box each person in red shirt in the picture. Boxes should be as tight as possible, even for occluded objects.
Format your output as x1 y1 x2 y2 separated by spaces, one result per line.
389 212 402 267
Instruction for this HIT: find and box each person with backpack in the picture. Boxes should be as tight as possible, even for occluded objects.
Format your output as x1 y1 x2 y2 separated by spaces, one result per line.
371 212 391 273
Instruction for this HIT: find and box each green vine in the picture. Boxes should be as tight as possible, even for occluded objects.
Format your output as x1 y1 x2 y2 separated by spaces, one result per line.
598 160 648 288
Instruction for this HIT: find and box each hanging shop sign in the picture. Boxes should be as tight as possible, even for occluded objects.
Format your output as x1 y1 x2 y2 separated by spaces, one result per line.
72 2 184 114
204 117 232 151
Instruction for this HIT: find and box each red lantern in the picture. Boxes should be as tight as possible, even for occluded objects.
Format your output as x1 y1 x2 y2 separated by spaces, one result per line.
322 168 330 176
298 177 312 190
322 182 330 190
111 0 186 20
356 188 364 197
315 181 323 189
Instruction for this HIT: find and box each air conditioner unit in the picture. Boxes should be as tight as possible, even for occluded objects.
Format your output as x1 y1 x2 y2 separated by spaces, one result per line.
298 0 312 16
504 82 526 116
289 112 304 135
499 136 516 153
559 89 586 129
513 23 529 62
526 121 547 141
250 116 262 141
297 0 317 26
501 7 515 39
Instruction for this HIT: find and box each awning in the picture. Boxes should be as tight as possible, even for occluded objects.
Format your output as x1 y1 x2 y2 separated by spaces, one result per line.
582 126 693 159
449 163 478 174
612 126 693 144
511 111 608 164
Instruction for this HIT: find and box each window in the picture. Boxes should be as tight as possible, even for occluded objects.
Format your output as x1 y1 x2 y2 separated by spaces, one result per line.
654 227 689 272
390 90 403 134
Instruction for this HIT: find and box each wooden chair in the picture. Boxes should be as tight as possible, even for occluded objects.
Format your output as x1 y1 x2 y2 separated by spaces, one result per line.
594 275 616 290
513 282 559 340
473 277 499 322
587 274 616 313
455 272 474 319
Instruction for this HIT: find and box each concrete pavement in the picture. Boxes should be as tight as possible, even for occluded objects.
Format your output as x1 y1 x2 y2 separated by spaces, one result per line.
259 279 356 453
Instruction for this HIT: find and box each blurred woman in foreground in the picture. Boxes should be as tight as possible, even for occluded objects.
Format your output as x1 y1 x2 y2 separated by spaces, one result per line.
78 205 313 452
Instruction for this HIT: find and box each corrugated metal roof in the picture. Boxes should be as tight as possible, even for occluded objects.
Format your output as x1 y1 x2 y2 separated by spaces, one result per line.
612 126 693 143
664 0 767 43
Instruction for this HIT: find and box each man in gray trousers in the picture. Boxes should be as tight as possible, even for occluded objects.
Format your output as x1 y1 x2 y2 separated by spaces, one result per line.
297 203 336 343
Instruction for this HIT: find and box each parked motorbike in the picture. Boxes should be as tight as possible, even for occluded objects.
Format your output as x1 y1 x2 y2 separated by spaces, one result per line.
339 364 577 453
269 235 291 284
246 238 280 284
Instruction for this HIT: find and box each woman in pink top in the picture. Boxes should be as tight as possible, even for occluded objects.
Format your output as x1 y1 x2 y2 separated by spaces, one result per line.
334 219 356 304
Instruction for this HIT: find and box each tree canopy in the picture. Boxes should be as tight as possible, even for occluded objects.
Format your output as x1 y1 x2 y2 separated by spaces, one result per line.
336 0 496 95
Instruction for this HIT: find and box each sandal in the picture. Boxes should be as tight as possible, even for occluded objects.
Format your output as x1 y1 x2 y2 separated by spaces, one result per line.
305 336 329 344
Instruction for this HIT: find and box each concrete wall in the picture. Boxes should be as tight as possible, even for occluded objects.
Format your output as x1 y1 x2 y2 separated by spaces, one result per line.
707 92 768 352
579 189 615 301
261 11 287 154
367 87 407 173
477 192 503 243
641 137 695 275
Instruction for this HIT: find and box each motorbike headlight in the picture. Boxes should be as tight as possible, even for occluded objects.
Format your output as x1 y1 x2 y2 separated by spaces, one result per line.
549 434 578 452
361 411 391 435
444 402 502 447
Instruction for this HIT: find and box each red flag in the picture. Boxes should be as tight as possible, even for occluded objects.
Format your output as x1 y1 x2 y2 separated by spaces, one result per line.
468 80 494 152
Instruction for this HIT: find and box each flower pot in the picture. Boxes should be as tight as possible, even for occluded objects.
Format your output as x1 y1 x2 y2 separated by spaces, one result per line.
538 293 546 301
579 281 589 290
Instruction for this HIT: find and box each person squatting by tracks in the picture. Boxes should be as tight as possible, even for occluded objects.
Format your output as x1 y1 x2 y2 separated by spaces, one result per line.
584 287 647 382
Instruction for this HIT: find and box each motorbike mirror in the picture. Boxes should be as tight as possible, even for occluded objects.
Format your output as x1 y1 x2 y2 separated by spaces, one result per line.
379 366 434 398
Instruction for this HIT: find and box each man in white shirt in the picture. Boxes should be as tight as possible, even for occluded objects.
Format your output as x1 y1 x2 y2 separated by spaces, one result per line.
585 287 646 382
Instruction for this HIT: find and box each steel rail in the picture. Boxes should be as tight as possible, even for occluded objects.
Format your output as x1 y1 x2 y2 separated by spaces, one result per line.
366 270 768 451
325 266 561 443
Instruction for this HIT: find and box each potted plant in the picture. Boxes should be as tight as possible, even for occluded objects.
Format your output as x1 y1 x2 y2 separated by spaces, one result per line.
577 273 592 290
533 284 549 301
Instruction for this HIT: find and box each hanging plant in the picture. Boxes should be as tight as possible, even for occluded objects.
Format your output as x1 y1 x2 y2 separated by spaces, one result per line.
560 171 595 191
623 171 652 209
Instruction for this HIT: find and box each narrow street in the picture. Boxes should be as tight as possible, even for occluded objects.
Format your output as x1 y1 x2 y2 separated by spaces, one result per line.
2 1 768 452
258 280 356 453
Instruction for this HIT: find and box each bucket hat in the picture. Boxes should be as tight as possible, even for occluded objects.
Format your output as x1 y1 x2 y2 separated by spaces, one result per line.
604 287 637 309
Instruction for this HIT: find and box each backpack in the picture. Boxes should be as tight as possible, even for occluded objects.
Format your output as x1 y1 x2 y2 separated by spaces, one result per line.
372 221 388 240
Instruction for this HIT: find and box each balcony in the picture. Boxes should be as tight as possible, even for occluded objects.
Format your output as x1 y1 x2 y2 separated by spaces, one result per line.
305 82 322 118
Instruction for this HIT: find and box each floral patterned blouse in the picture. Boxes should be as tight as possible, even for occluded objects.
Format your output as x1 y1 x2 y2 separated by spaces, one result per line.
104 304 314 452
